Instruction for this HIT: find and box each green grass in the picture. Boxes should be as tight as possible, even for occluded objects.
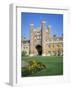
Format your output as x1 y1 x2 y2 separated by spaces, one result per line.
21 56 63 77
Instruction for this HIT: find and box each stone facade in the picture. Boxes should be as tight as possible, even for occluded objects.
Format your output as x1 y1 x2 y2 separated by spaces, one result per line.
21 21 63 56
21 38 30 55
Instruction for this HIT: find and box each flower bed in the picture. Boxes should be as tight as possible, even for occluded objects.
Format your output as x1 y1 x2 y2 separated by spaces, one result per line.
22 60 46 76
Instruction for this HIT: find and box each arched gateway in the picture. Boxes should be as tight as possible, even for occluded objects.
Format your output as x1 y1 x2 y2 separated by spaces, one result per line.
36 45 42 55
30 21 48 56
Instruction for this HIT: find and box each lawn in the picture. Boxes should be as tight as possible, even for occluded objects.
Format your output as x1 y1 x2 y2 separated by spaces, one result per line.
21 56 63 77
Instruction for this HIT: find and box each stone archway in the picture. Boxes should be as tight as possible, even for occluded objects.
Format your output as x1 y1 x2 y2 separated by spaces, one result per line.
36 45 42 55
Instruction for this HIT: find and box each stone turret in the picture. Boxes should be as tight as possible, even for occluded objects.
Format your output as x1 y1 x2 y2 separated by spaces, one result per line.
30 23 34 56
41 21 46 56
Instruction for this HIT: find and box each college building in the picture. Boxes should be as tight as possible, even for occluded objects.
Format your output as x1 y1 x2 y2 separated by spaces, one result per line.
21 21 63 56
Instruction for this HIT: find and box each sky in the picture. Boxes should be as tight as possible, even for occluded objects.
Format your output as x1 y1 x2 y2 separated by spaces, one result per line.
21 12 63 39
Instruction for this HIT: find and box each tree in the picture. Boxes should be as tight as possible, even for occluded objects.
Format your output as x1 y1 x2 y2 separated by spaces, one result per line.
22 51 27 56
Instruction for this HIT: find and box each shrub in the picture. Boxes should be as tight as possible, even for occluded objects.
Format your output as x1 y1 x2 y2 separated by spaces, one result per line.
22 60 47 76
